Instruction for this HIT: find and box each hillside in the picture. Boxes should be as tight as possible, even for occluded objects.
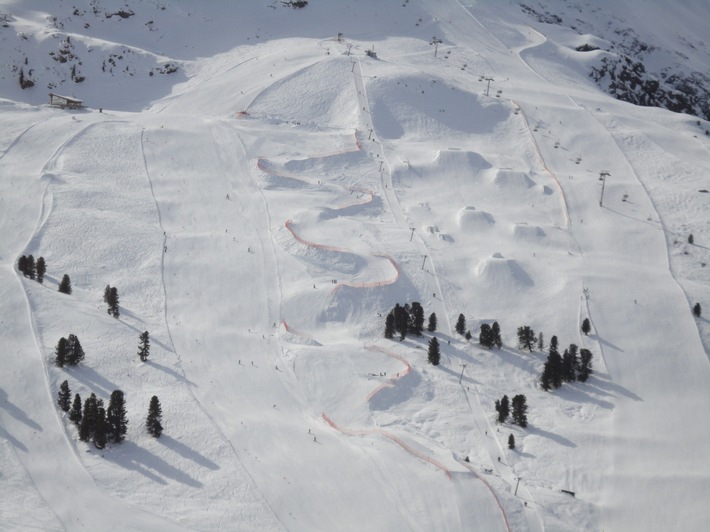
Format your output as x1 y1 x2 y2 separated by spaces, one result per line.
1 1 709 531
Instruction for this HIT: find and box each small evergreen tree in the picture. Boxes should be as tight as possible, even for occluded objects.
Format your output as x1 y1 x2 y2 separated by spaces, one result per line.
455 314 466 336
540 366 552 391
409 302 424 336
58 380 71 411
688 234 694 244
79 393 98 442
55 337 68 367
479 323 493 349
465 330 472 341
393 304 408 341
511 395 528 428
427 312 437 333
26 255 35 280
577 348 593 382
561 344 578 383
69 393 83 425
517 326 535 351
384 312 395 339
58 274 72 295
508 433 515 450
108 286 120 318
428 337 441 366
693 303 702 317
138 331 150 362
491 321 502 348
35 257 46 284
146 395 163 438
581 318 591 336
495 395 510 423
537 332 545 351
93 407 107 450
66 334 85 366
107 390 128 443
18 255 28 276
103 284 111 304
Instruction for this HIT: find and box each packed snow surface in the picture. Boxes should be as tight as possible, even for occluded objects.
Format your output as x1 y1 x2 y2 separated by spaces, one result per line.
1 1 709 531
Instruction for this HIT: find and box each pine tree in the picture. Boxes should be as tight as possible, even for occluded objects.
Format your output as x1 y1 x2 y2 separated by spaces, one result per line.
479 323 493 349
384 312 395 339
58 380 71 411
561 344 578 383
107 390 128 443
35 257 46 284
409 302 424 336
69 393 83 425
491 321 502 349
693 303 702 317
93 407 107 450
146 395 163 438
455 314 466 336
18 255 28 276
103 284 111 304
79 393 98 442
495 395 510 423
427 337 441 366
508 433 515 450
465 330 472 341
427 312 437 333
517 326 535 351
537 332 545 351
108 286 120 318
688 234 694 244
540 367 552 391
393 304 408 341
58 274 72 294
577 348 593 382
26 255 35 280
138 331 150 362
511 395 528 428
581 318 591 336
66 334 85 366
55 337 68 367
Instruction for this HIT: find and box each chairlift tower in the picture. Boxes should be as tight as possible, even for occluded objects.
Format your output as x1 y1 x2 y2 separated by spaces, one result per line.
599 171 610 207
430 36 443 57
482 77 494 97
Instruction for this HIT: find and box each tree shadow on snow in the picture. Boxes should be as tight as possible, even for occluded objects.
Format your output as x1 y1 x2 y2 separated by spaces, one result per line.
0 389 43 432
103 441 202 487
585 373 642 401
144 360 194 386
67 365 118 397
158 435 219 470
526 426 576 448
0 424 29 451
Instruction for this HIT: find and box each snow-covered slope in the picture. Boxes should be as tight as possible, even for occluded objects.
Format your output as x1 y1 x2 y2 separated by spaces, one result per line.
1 1 709 530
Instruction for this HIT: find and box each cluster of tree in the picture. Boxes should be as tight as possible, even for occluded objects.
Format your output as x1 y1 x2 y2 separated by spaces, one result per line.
103 285 120 318
384 302 436 340
55 334 85 367
59 382 163 448
18 255 46 283
494 394 528 428
540 336 593 390
479 322 502 349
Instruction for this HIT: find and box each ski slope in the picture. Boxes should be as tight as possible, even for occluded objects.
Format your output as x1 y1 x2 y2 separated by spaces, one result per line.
1 1 709 530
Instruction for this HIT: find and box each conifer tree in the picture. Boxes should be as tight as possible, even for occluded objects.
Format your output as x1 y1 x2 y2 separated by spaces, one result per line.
561 344 578 383
540 367 552 391
103 284 111 304
479 323 493 349
409 302 424 336
384 312 395 339
511 394 528 428
58 380 71 412
517 326 535 351
491 321 502 348
581 317 591 336
693 303 702 317
58 274 72 295
18 255 28 276
93 407 107 450
508 433 515 450
465 330 472 341
393 304 408 341
427 337 441 366
138 331 150 362
79 393 98 442
107 390 128 443
427 312 437 333
26 255 35 280
495 395 510 423
108 287 120 318
69 393 83 425
146 395 163 438
35 257 46 284
577 348 593 382
55 337 68 368
66 334 85 366
455 314 466 336
537 332 545 351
